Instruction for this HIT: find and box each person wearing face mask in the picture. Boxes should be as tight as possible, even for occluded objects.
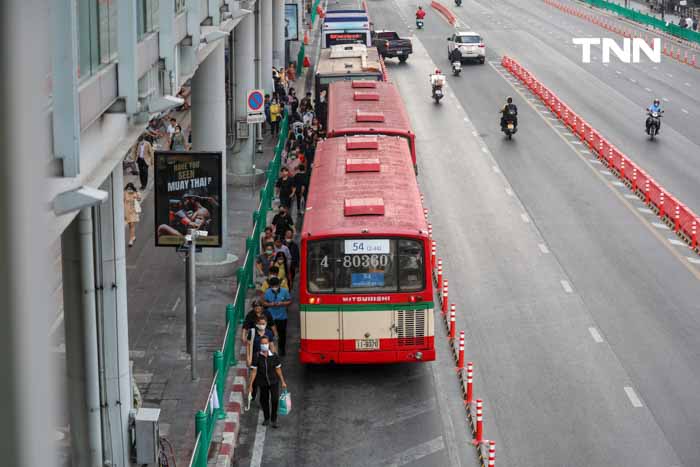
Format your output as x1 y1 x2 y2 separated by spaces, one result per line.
247 336 287 427
247 316 276 367
242 300 277 346
170 125 188 151
255 242 276 285
260 265 289 296
273 236 291 267
284 149 301 177
272 205 294 237
283 229 300 288
263 277 292 356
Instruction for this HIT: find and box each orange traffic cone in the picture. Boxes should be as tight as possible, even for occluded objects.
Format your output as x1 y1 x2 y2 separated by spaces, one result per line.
303 55 311 68
304 31 309 45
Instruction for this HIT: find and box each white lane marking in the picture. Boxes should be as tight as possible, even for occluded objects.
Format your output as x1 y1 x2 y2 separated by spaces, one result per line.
250 411 267 467
49 310 64 336
171 296 181 312
668 238 686 246
570 140 583 145
554 124 566 129
492 165 501 173
521 213 530 223
624 194 639 200
652 222 670 230
624 387 644 408
684 82 691 87
662 97 669 102
644 87 652 92
637 207 654 214
505 187 514 196
666 73 673 78
630 78 637 83
589 159 602 165
580 149 591 154
616 70 622 74
688 256 700 265
547 117 559 121
603 63 609 67
381 436 446 467
371 399 436 428
481 147 488 154
612 181 625 187
560 280 573 293
463 117 470 122
538 243 550 254
682 108 689 114
599 169 613 175
472 130 478 136
588 327 604 343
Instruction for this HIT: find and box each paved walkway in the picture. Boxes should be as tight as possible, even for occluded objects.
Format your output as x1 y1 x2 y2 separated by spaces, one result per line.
126 120 283 464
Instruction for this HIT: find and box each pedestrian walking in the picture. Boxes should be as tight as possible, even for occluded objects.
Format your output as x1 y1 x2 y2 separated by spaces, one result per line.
247 336 288 427
134 136 154 190
293 164 309 215
275 167 296 209
270 97 282 136
264 94 272 135
263 277 292 356
256 242 276 279
170 125 187 150
260 225 275 251
284 229 300 288
242 299 277 346
124 183 142 247
247 316 277 367
273 238 291 271
260 265 289 295
271 204 295 237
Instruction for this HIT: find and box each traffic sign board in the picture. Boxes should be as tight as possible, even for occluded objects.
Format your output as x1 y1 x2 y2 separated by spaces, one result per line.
247 113 266 124
247 89 264 113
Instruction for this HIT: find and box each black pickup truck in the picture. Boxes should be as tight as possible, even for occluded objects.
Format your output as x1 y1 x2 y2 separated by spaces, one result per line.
372 30 413 63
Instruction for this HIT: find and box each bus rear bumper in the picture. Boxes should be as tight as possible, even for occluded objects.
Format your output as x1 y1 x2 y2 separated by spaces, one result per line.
299 349 436 364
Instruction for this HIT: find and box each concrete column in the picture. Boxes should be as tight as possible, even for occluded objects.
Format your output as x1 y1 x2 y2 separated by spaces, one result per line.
94 169 132 467
191 41 229 263
231 11 256 177
159 0 177 94
261 0 274 93
0 1 54 465
272 0 286 68
62 210 103 467
117 0 138 114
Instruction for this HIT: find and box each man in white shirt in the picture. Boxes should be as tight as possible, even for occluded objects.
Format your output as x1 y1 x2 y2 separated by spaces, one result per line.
166 118 177 147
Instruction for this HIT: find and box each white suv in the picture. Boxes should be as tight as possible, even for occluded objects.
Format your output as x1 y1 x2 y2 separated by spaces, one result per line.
447 32 486 64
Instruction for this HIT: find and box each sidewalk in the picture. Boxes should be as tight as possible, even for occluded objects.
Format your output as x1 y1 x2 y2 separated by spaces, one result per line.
126 120 283 465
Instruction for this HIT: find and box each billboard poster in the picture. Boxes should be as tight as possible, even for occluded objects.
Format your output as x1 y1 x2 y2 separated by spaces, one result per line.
154 151 223 248
285 3 299 41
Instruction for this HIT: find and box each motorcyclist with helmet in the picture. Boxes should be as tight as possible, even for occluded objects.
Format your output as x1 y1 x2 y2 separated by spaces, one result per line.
416 6 426 20
646 98 663 135
430 68 446 98
500 96 518 131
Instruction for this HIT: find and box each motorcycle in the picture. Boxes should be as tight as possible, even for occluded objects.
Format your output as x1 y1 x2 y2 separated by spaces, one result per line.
416 18 424 29
452 61 462 76
432 85 444 103
501 110 518 140
646 110 663 140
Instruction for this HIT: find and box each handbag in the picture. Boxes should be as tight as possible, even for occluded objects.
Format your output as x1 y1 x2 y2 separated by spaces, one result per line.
278 389 292 415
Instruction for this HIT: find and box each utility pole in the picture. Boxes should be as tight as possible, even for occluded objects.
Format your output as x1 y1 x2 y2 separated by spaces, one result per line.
185 229 206 381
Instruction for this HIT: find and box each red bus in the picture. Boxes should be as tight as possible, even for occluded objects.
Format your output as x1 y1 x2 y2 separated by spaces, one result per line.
326 80 418 172
299 135 435 364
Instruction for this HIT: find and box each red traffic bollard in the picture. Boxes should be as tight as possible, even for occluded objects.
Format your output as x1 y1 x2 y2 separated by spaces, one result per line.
437 259 443 293
423 208 429 220
488 440 496 467
456 330 465 370
620 158 625 180
465 362 474 405
675 204 681 232
442 281 449 314
632 167 638 192
428 223 433 238
472 399 483 445
659 191 665 218
645 179 651 204
449 305 456 339
691 220 697 249
431 240 437 271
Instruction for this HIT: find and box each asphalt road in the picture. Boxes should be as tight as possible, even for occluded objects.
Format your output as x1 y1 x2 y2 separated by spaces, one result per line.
367 0 700 465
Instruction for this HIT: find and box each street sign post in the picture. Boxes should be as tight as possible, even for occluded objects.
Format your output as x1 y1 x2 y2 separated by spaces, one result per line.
247 89 266 124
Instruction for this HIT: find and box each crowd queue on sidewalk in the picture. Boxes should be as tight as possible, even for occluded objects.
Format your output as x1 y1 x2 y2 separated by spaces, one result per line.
242 65 327 427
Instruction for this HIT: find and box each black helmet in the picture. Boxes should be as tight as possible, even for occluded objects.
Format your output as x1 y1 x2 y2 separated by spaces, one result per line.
653 98 660 105
506 96 513 104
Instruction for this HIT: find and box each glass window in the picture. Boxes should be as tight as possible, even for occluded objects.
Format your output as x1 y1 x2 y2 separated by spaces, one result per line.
307 240 335 293
456 35 481 44
78 0 100 78
138 0 160 41
175 0 187 14
307 238 426 294
398 239 424 292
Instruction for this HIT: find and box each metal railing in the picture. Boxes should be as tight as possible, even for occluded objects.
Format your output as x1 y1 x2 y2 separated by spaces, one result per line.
187 113 289 467
581 0 700 45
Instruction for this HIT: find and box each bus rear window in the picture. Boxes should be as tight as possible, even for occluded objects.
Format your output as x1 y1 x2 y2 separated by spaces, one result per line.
306 238 425 294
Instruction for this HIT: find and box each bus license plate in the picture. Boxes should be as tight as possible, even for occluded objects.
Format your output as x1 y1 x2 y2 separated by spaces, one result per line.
355 339 380 351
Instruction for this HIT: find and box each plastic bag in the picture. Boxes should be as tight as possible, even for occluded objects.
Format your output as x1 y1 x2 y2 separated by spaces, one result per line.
278 389 292 416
